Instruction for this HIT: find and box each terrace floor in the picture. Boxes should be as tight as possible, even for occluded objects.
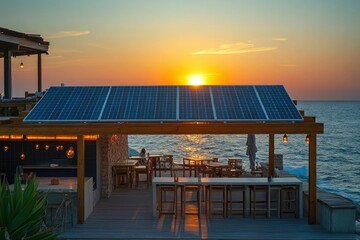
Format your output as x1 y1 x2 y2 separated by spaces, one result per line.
59 185 359 240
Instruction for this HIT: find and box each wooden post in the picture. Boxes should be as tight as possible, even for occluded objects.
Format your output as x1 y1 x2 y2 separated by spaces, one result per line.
77 135 85 224
37 53 42 93
268 134 275 177
4 50 12 99
308 134 317 224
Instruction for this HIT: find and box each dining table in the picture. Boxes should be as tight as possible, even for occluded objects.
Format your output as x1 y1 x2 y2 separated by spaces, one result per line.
152 177 303 218
113 160 139 188
183 157 216 177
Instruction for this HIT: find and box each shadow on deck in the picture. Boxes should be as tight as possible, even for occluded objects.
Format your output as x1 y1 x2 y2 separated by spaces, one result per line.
59 186 359 240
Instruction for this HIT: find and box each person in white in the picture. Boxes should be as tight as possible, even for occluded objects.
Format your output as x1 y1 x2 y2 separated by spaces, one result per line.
246 134 257 170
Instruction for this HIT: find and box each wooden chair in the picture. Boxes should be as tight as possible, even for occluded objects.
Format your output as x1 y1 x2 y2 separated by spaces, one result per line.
280 185 299 218
134 160 152 188
157 184 177 217
224 158 243 177
46 193 74 232
182 158 195 177
182 185 201 216
227 185 246 217
200 158 218 177
249 185 269 218
157 155 173 177
208 185 227 217
112 165 131 189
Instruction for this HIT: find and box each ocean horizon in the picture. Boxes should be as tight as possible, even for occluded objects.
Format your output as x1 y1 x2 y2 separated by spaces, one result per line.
129 101 360 206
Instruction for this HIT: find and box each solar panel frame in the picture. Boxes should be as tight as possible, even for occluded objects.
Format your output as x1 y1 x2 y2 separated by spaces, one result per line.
24 86 110 122
178 86 215 121
211 86 267 121
23 85 303 123
100 86 177 121
255 85 303 121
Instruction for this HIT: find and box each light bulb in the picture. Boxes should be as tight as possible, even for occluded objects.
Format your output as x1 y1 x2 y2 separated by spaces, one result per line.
20 153 26 160
305 134 310 144
20 62 24 69
283 134 288 143
45 145 50 150
4 146 9 151
35 144 40 150
66 146 75 159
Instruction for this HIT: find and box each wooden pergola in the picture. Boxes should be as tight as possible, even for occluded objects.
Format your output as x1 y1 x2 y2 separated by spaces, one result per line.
0 116 324 224
0 27 49 99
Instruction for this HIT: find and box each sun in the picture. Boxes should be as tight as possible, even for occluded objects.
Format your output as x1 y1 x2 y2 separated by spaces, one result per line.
187 74 206 86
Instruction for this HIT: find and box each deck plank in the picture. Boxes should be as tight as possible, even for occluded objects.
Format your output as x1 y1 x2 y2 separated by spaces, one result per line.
59 185 359 239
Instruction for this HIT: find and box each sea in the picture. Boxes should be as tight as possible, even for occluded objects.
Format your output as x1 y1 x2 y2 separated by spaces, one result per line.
128 101 360 206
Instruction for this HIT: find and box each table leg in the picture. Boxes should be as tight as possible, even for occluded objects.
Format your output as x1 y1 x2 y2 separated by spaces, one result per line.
152 183 157 217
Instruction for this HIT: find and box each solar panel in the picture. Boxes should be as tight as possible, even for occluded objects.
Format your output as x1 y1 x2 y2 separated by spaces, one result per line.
101 86 177 121
211 86 267 120
24 86 110 122
178 86 214 120
23 85 303 123
255 85 303 121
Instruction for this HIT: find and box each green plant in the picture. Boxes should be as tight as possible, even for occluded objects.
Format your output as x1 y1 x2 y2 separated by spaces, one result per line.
0 175 57 240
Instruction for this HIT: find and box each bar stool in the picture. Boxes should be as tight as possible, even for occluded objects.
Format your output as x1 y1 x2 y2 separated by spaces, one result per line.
182 185 201 216
46 193 74 231
157 184 177 217
280 185 299 218
227 185 246 217
249 185 269 218
208 185 227 217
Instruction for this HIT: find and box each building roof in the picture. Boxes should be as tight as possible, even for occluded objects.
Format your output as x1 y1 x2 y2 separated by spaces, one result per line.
0 27 49 57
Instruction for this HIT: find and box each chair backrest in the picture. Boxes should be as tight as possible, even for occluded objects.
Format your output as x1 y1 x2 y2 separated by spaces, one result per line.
228 158 243 170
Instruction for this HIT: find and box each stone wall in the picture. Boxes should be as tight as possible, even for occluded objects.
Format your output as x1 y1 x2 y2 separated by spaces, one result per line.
99 134 128 198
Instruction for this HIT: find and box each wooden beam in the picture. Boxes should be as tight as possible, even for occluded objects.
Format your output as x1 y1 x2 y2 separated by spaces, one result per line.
0 122 324 135
303 116 316 122
3 50 12 99
268 134 275 177
308 134 317 224
77 135 85 224
299 110 305 116
37 53 42 92
0 33 48 52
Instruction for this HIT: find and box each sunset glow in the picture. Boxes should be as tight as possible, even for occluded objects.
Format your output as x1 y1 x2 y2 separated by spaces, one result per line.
0 1 359 100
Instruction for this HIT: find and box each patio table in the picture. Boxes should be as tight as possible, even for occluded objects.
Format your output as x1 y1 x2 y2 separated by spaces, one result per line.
152 177 303 218
114 160 138 188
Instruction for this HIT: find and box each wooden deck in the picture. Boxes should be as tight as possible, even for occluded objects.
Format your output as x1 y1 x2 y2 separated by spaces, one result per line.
59 185 359 239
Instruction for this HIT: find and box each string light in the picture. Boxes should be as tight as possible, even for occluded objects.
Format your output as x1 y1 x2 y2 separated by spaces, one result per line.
305 134 310 144
66 146 75 159
283 134 288 143
4 146 9 151
20 62 24 69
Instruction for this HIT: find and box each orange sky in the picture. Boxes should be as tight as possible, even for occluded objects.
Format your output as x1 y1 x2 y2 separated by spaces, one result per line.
1 0 360 100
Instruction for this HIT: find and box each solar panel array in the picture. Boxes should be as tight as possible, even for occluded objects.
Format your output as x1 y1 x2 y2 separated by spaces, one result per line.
24 85 303 123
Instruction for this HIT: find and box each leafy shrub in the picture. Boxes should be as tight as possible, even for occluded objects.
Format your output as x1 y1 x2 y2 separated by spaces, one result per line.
0 174 57 240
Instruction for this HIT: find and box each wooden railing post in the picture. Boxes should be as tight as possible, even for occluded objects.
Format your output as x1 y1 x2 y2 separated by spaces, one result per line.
77 135 85 224
308 134 317 224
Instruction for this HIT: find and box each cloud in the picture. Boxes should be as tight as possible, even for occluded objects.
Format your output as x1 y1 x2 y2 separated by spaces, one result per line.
273 38 288 41
47 31 90 39
192 42 277 55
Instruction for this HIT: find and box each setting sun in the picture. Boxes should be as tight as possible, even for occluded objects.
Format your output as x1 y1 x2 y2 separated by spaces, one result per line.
187 74 206 86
